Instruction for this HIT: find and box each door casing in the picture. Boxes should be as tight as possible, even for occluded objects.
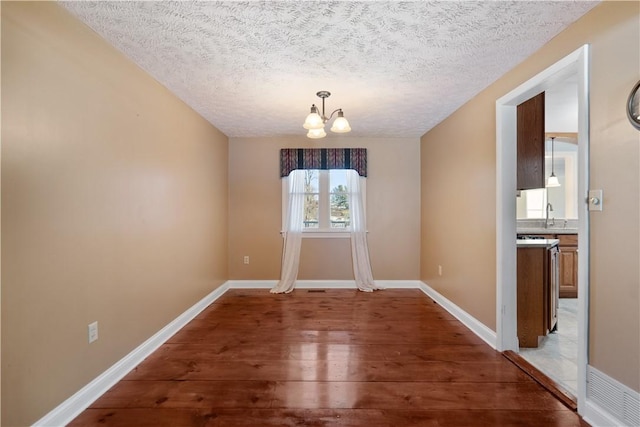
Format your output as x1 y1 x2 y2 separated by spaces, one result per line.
495 45 590 414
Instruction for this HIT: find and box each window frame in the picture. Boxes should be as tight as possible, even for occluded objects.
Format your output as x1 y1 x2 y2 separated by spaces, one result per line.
281 169 366 238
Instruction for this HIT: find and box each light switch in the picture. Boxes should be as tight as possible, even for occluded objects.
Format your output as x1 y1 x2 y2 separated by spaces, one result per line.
588 189 603 211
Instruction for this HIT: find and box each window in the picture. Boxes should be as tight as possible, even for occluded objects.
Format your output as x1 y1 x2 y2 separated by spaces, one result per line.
329 171 350 229
517 188 547 219
282 169 365 236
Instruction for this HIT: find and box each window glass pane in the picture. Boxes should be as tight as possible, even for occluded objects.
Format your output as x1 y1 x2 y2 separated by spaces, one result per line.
304 170 319 193
522 188 547 219
330 170 350 228
303 194 319 228
330 195 350 228
329 169 348 192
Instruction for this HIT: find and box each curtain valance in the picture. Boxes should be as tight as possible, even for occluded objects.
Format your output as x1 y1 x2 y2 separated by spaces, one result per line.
280 148 367 177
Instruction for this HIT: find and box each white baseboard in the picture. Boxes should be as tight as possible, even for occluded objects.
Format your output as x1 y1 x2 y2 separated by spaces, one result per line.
32 283 230 427
297 280 356 288
226 279 423 290
227 279 277 289
418 281 497 349
583 365 640 427
584 400 627 427
228 280 358 289
376 280 422 289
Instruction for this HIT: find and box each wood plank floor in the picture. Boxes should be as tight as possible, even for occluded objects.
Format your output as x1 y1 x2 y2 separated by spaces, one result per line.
69 289 589 426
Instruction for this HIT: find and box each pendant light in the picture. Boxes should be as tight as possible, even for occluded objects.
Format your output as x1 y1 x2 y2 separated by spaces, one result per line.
303 91 351 138
546 137 560 187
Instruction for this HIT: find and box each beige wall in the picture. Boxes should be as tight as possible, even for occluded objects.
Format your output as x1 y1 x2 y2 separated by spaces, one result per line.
1 3 229 426
421 107 498 329
421 1 639 391
229 137 420 281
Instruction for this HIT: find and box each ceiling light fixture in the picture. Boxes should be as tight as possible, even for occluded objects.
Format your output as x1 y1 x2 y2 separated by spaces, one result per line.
546 137 561 187
303 91 351 139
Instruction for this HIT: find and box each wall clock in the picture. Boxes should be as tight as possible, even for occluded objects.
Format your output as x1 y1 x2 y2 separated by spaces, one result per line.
627 80 640 130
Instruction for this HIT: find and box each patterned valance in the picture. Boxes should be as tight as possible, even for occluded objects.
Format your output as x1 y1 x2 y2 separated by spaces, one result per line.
280 148 367 177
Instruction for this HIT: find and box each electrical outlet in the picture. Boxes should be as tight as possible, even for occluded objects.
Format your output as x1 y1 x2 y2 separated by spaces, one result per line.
88 321 98 343
438 265 443 276
243 256 250 265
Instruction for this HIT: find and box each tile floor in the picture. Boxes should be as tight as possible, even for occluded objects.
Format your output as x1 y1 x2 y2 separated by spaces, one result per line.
519 298 578 396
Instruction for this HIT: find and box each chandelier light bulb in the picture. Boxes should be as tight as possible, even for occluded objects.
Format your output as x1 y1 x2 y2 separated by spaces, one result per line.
307 127 327 139
330 110 351 133
303 107 324 130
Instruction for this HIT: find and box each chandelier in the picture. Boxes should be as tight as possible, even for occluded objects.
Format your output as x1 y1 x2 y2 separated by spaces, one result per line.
303 91 351 139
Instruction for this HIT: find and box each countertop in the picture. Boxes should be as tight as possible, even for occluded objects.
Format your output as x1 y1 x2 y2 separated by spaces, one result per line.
516 238 560 248
517 228 578 235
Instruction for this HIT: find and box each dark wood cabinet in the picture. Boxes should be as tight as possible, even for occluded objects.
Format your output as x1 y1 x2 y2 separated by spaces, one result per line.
558 234 578 298
518 233 579 299
517 243 558 348
517 92 545 190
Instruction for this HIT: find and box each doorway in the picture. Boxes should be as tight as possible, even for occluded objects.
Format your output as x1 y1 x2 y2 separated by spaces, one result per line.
518 78 580 397
495 45 590 414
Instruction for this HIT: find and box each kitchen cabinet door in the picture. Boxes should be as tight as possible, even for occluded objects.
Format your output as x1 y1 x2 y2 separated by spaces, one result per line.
559 246 578 298
517 92 545 190
558 234 578 298
517 244 559 348
517 247 547 348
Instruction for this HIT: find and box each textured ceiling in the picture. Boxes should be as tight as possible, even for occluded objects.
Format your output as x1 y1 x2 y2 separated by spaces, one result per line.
59 1 598 139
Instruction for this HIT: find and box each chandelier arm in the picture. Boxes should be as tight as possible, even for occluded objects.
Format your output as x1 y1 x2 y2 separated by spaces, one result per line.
327 108 342 121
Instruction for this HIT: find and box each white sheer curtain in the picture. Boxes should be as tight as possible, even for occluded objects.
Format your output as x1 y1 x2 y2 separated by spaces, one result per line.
271 169 305 294
347 170 380 292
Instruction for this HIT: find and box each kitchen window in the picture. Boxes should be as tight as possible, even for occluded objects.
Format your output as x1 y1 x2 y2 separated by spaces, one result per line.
518 188 548 219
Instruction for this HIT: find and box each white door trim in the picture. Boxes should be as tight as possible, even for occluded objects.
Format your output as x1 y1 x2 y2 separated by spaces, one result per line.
495 44 590 414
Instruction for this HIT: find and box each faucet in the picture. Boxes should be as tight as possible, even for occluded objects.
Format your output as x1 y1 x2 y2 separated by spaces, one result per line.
545 203 554 228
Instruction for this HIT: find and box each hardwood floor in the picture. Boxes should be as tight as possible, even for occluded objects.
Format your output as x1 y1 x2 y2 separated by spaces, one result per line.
69 289 589 426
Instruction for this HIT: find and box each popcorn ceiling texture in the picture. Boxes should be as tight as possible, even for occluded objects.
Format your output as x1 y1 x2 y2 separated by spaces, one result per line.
60 1 598 138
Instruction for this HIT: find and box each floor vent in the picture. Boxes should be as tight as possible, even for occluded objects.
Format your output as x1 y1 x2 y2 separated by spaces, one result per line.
307 289 326 293
588 366 640 426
